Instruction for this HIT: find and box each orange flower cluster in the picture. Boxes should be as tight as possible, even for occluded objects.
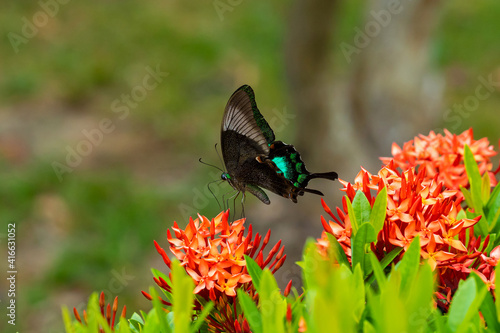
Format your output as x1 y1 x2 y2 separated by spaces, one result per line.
145 211 287 333
380 128 498 190
73 292 126 332
317 161 499 311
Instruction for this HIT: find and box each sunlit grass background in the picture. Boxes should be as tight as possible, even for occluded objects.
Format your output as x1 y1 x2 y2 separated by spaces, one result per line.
1 1 500 332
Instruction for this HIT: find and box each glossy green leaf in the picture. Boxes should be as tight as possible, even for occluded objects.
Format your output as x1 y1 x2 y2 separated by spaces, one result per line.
352 223 376 274
191 301 214 333
405 264 434 332
352 190 371 226
371 186 387 234
345 195 359 235
363 320 376 333
396 235 420 295
260 270 286 333
460 186 474 209
326 233 350 268
149 287 172 333
447 278 487 333
366 246 404 284
238 290 262 333
470 271 500 331
172 261 193 333
462 146 488 238
245 255 263 291
496 266 500 323
61 307 74 333
432 309 447 333
380 246 403 270
481 172 491 203
464 144 484 215
368 252 387 289
487 182 500 233
151 268 173 302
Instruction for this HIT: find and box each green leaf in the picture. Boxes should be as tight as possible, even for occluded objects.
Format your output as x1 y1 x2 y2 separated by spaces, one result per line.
432 309 447 333
405 264 434 332
351 264 367 322
149 287 172 333
363 320 377 333
152 268 173 302
496 266 500 322
464 144 484 215
379 247 403 270
352 190 371 225
460 187 474 208
368 252 387 288
191 302 214 333
326 233 350 268
259 270 286 333
345 196 359 235
238 290 262 333
61 307 74 333
481 172 491 203
469 272 500 331
487 182 500 233
129 312 144 331
447 278 487 333
352 223 376 275
366 247 403 285
371 186 387 234
396 235 420 295
487 182 500 211
245 255 263 291
172 260 193 333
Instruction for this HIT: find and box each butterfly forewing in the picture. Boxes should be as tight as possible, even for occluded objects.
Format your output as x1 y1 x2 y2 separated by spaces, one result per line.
221 85 274 159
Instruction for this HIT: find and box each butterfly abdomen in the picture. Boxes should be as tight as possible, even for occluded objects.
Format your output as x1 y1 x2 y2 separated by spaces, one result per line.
308 171 338 182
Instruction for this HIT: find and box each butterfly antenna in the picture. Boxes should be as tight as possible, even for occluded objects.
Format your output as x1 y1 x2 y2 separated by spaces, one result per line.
214 143 226 172
198 158 225 173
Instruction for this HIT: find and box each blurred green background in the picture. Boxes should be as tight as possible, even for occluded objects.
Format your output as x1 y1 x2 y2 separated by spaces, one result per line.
1 1 500 332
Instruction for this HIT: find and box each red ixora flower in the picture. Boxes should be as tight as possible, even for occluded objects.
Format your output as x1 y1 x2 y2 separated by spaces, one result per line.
380 128 498 190
142 210 288 333
317 161 499 311
73 292 126 332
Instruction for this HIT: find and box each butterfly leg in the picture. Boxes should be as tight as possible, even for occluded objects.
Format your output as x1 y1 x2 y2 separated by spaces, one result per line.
229 191 244 220
207 179 224 209
240 192 246 218
222 189 238 211
223 189 240 220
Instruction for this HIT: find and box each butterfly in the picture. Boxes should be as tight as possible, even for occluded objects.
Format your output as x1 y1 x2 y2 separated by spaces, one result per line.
220 84 338 205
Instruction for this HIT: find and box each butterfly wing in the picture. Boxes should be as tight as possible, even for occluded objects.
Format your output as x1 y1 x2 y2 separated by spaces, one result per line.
221 85 283 203
221 85 275 174
237 156 298 203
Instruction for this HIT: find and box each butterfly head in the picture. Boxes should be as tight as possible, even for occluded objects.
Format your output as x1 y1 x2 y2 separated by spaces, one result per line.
221 172 230 181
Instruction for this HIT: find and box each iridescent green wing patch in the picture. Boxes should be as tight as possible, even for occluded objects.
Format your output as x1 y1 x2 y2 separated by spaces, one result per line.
240 85 275 145
269 142 311 188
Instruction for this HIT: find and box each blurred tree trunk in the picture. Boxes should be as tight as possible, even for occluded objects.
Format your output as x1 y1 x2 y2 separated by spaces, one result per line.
350 0 444 157
285 0 340 169
264 0 340 289
268 0 444 289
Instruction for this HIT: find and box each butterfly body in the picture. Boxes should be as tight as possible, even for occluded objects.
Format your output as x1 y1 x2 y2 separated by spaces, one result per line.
220 85 337 204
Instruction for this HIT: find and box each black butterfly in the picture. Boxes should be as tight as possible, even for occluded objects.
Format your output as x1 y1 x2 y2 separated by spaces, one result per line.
220 85 338 205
